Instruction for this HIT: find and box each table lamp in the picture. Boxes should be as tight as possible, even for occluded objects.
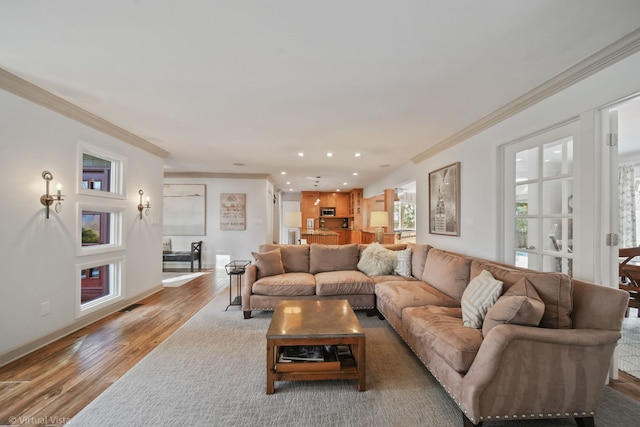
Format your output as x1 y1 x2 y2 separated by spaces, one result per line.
370 211 389 244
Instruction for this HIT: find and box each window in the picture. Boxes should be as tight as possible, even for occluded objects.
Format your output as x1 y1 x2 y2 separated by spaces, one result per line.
78 143 125 198
77 259 123 317
503 124 576 276
77 206 123 256
394 198 416 230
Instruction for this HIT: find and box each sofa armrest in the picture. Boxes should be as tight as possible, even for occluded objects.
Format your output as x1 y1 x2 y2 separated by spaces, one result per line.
461 324 621 422
571 279 628 330
241 265 257 310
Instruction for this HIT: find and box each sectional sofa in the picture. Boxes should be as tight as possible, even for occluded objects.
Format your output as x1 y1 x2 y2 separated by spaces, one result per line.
242 243 629 426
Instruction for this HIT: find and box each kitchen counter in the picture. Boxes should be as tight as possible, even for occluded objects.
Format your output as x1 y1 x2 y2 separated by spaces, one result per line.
301 229 340 236
300 229 340 244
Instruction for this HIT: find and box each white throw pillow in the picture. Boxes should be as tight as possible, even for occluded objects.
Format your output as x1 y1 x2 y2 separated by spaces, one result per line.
394 248 412 277
357 243 398 276
461 269 503 328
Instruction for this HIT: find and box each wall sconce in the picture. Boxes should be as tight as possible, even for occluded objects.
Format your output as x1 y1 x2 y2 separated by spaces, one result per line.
40 171 64 219
137 189 151 219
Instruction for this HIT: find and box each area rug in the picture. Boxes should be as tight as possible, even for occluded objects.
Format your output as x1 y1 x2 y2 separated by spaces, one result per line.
68 291 640 427
162 271 208 287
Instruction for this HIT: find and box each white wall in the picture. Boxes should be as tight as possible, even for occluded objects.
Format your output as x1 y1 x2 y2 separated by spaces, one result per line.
366 50 640 284
0 89 164 364
163 176 273 268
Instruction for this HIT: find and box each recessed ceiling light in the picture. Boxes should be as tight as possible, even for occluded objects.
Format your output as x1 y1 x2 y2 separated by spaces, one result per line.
298 152 304 157
286 181 291 185
289 188 294 191
326 152 333 157
353 172 358 176
343 182 348 186
336 189 340 192
355 152 361 157
281 171 287 175
233 162 245 166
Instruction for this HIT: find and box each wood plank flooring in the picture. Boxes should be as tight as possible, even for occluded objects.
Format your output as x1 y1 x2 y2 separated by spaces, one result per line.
1 269 639 426
0 270 228 426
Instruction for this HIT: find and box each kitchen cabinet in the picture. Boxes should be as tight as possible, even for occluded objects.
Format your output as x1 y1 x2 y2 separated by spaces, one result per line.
319 192 335 208
335 193 349 217
301 191 320 228
349 189 363 230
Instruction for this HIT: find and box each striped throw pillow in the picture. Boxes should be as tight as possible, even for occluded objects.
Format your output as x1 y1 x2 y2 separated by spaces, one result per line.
461 269 503 328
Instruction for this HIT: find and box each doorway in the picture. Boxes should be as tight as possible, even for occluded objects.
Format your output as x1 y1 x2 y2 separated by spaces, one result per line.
608 94 640 379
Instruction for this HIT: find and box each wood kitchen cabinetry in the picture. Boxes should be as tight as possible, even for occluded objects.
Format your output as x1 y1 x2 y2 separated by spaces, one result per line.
301 190 363 244
349 189 363 232
319 192 335 208
335 193 349 217
301 191 320 228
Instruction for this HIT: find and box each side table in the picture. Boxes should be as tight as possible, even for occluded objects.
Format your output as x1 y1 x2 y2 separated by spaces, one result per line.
225 260 251 311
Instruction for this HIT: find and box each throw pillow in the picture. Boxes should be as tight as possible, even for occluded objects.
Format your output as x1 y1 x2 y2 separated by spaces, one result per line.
482 277 545 337
251 248 285 279
162 237 172 253
461 269 503 328
394 248 412 277
357 243 398 276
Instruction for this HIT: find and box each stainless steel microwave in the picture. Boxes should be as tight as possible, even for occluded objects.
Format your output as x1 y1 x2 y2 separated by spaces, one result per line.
320 207 336 216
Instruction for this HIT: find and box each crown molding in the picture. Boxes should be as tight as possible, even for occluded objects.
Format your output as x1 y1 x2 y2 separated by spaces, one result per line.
411 27 640 164
0 68 170 159
164 172 270 180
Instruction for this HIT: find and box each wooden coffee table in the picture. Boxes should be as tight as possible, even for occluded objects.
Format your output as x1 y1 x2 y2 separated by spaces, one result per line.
266 299 366 394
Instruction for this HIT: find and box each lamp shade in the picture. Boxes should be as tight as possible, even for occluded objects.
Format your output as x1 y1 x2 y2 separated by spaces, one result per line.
370 211 389 228
284 211 302 228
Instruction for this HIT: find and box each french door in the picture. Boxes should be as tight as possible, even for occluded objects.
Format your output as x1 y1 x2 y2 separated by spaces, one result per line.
502 122 578 275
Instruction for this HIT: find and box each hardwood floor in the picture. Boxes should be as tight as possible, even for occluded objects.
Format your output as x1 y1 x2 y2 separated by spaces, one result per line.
0 270 228 426
1 269 639 426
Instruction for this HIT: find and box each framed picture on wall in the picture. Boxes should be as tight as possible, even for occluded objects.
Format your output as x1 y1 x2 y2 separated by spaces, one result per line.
220 193 246 230
429 162 460 236
163 184 206 235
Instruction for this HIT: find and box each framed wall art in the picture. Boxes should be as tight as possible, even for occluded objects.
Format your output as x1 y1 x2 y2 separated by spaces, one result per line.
429 162 460 236
163 184 206 235
220 193 246 230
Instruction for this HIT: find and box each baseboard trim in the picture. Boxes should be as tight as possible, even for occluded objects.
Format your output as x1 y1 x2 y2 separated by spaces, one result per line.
0 285 163 368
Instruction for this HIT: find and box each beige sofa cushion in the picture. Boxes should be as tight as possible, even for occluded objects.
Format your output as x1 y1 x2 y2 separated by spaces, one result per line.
460 269 503 328
422 249 472 302
259 244 310 273
482 277 545 336
310 244 359 274
252 248 285 279
470 260 572 329
252 272 316 296
403 305 483 374
408 243 431 280
315 271 375 295
375 281 460 321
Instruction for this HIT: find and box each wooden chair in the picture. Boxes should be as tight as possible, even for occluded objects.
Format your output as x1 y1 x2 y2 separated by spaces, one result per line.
619 246 640 317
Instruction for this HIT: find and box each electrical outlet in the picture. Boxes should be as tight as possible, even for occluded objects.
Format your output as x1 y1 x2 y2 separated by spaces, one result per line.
41 301 51 316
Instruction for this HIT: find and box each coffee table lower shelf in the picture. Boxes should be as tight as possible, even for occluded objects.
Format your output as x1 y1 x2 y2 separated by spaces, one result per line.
266 340 366 394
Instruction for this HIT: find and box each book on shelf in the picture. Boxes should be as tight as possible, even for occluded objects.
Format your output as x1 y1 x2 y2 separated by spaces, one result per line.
279 345 337 363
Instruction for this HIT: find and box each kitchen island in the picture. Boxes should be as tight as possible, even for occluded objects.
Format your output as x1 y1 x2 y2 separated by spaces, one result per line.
300 229 340 245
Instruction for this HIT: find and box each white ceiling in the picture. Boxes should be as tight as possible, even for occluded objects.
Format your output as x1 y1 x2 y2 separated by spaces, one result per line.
2 1 640 192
